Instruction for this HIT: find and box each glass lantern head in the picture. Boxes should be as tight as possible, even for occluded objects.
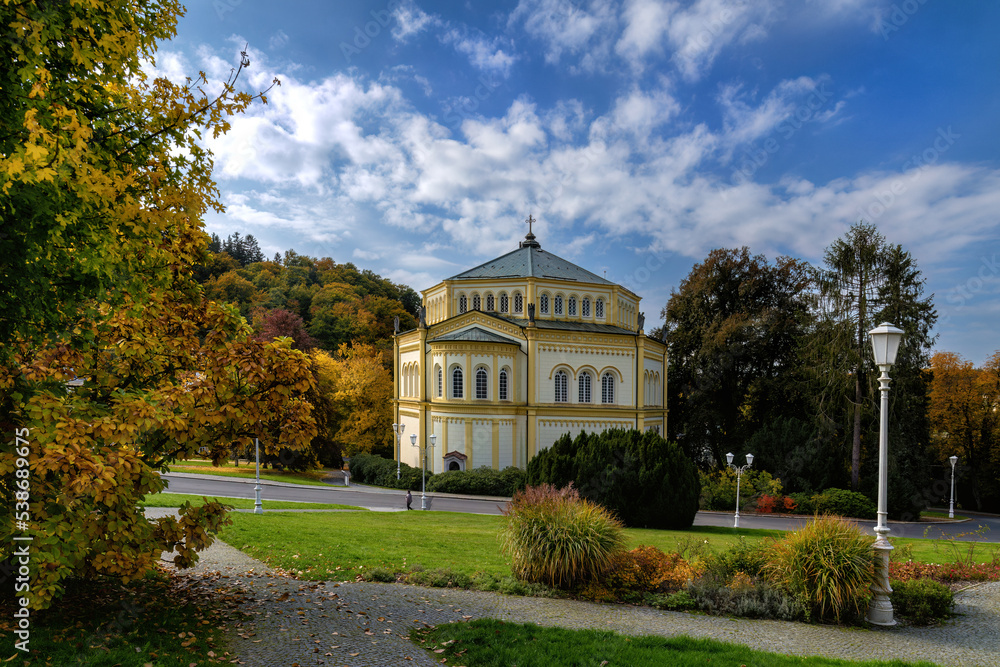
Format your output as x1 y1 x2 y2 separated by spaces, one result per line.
869 322 904 367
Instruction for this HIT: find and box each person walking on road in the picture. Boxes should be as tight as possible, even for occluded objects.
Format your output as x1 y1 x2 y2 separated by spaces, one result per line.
405 490 413 510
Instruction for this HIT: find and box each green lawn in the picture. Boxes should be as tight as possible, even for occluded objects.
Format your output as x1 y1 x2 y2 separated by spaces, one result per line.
218 511 999 581
166 459 335 486
921 510 970 521
141 492 365 511
417 620 939 667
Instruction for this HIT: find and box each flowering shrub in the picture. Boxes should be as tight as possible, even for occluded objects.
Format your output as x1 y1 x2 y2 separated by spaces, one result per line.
756 494 797 514
604 546 697 595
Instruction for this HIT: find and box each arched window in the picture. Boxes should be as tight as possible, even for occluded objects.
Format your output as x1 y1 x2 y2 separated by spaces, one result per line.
601 372 615 404
513 292 523 314
459 295 468 313
540 294 550 314
582 297 591 318
578 372 592 403
568 296 577 316
554 295 564 315
436 365 443 398
472 294 481 311
554 370 568 402
499 369 509 401
595 298 605 319
452 367 464 399
475 367 488 399
499 293 509 313
486 294 495 311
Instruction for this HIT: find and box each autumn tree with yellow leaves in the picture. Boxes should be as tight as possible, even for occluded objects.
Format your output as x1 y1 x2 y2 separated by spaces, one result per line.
928 351 1000 512
0 1 316 609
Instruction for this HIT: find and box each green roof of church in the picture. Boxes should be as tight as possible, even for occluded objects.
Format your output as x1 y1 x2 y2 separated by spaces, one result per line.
446 237 614 285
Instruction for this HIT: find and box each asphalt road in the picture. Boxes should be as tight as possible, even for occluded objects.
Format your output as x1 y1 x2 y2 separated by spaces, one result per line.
161 472 1000 542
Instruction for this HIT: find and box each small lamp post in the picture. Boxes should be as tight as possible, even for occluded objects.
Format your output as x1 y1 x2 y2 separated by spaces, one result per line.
949 455 959 519
411 433 437 510
254 437 263 515
392 423 405 480
725 452 753 528
867 321 904 626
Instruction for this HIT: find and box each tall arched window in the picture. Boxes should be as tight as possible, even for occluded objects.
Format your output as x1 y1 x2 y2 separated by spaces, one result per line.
595 298 605 319
452 367 464 399
568 296 577 316
601 372 615 404
499 369 509 401
540 294 550 314
459 295 468 313
554 295 564 315
475 367 488 399
554 370 568 402
499 293 509 313
513 292 523 314
582 297 591 317
436 366 443 398
472 294 481 311
486 294 495 311
578 372 592 403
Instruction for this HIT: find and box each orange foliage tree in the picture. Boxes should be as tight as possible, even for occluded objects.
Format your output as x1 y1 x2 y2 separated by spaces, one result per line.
928 351 1000 511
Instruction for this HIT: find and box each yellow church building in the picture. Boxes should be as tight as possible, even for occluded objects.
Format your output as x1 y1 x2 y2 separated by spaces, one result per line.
393 224 667 473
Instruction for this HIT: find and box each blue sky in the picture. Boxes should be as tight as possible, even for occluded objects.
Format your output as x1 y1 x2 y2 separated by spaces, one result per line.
156 0 999 364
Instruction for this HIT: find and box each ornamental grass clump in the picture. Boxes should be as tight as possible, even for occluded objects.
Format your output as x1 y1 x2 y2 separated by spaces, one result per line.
499 484 626 589
764 514 876 623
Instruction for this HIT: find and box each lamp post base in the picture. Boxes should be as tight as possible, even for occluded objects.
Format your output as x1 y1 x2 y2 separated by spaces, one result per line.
421 493 427 511
868 538 895 626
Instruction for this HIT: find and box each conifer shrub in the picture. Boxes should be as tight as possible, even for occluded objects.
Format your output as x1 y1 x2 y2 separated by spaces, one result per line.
527 429 700 529
764 515 876 623
499 484 626 589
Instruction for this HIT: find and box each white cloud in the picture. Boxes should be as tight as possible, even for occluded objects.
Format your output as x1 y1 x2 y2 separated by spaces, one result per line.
352 248 381 261
509 0 618 72
268 30 289 50
392 1 436 42
441 28 518 78
184 46 1000 317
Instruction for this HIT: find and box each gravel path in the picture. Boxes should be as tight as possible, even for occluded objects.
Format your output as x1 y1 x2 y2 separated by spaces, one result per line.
149 509 1000 667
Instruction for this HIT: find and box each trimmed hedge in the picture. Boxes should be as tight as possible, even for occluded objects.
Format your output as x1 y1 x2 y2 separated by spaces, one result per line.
426 466 527 497
891 578 954 625
347 451 431 491
526 429 700 529
814 488 877 521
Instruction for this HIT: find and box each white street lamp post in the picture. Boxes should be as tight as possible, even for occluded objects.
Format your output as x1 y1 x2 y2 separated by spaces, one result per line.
411 433 437 510
867 322 904 626
254 437 263 515
392 423 405 480
949 455 959 519
725 452 754 528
